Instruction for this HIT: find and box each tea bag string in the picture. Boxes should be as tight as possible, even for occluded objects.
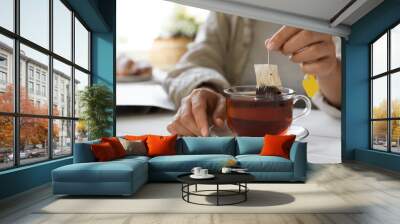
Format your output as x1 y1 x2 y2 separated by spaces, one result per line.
267 49 270 65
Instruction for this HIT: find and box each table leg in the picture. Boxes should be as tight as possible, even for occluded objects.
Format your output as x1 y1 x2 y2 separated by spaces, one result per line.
245 183 247 201
187 184 190 202
217 184 219 206
181 184 183 199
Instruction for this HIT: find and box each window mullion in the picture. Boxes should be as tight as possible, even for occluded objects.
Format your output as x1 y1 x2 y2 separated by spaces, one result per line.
388 30 391 152
48 0 54 160
71 10 76 155
370 44 373 149
13 0 20 167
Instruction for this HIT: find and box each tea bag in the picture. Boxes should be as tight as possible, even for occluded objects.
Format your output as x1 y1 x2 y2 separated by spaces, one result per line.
254 50 282 99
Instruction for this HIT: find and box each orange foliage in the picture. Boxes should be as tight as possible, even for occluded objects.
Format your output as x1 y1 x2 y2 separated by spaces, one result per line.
0 85 60 149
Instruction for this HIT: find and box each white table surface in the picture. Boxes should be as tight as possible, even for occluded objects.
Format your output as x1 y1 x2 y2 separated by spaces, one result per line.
117 108 341 164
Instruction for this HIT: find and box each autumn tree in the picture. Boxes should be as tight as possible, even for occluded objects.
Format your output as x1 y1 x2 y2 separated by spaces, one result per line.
0 85 59 152
372 99 400 142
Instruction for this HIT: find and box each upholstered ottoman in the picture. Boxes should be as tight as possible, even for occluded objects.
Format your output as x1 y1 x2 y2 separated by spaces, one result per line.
52 156 148 196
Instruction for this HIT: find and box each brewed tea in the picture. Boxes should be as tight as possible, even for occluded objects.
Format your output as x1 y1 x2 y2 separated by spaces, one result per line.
226 96 293 136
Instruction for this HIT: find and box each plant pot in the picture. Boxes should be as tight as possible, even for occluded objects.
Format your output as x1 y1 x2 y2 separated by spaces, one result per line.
149 37 192 71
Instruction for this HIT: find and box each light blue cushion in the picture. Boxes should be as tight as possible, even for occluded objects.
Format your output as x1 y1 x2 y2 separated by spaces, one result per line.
178 137 235 155
236 137 263 155
53 159 146 183
236 155 293 172
116 155 150 163
73 140 100 163
149 154 235 172
52 158 148 195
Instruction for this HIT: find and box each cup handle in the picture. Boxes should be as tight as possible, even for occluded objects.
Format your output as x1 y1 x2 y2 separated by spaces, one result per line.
292 95 312 122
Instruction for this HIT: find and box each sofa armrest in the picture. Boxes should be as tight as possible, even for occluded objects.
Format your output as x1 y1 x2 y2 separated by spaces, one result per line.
73 140 100 163
289 142 307 181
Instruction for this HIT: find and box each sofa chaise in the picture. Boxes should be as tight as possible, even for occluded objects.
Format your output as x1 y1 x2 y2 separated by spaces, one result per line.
52 137 307 196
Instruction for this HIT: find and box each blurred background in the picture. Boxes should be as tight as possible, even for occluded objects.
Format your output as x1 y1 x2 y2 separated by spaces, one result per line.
116 0 208 113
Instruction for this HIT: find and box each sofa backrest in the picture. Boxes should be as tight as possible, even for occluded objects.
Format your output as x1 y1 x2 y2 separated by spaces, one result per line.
73 140 100 163
73 137 302 162
177 137 236 155
236 137 263 155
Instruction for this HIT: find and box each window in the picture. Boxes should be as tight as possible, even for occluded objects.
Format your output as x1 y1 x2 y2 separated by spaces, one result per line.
53 0 72 60
35 70 41 81
0 35 13 113
42 85 46 97
20 0 49 49
0 54 7 87
0 0 91 170
0 71 7 84
53 59 72 117
0 0 14 32
35 83 40 95
74 69 89 118
75 18 89 70
41 73 46 83
28 67 34 80
371 23 400 154
28 81 34 94
53 119 72 158
0 54 7 67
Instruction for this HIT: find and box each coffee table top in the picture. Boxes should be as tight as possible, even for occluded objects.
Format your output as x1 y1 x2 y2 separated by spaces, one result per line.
177 173 255 185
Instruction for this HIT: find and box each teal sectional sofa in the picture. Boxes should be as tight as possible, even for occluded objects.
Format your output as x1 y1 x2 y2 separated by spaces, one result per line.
52 137 307 196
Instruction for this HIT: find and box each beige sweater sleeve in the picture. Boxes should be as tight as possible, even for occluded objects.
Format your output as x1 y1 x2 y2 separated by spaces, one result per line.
164 12 231 107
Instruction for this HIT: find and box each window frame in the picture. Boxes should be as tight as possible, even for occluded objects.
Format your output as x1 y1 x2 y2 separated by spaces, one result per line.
0 0 92 171
370 21 400 154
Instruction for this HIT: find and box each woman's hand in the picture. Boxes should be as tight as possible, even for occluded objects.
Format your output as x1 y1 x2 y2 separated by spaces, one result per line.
266 26 341 107
167 87 226 136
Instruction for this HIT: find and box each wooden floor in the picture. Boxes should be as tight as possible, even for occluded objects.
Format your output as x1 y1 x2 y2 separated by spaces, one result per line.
1 162 400 224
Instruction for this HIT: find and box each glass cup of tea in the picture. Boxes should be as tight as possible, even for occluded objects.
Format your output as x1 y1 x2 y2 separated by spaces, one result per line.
223 85 311 136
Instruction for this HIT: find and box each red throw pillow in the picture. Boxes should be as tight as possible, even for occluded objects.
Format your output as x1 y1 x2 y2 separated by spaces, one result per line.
91 142 117 162
101 137 127 158
259 134 296 159
146 135 177 157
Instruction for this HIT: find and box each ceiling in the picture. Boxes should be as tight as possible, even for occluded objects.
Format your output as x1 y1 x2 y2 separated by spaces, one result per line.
165 0 384 37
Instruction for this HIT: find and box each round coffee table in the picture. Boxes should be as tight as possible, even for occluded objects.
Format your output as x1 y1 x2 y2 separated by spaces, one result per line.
177 173 255 206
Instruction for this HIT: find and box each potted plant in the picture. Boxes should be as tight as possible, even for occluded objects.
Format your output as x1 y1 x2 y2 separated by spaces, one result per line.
149 7 201 70
79 84 113 140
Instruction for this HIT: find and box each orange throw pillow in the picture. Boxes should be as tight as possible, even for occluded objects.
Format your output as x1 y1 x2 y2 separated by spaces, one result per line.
101 137 127 158
124 135 148 142
146 135 177 157
91 142 117 161
259 134 296 159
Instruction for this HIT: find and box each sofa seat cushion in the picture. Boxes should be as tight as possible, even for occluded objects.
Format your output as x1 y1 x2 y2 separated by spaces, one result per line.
149 154 235 172
236 155 293 172
117 155 150 163
53 159 147 183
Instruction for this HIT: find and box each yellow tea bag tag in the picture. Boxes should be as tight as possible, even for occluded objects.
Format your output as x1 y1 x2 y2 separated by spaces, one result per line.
254 64 282 87
302 74 319 97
